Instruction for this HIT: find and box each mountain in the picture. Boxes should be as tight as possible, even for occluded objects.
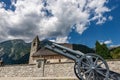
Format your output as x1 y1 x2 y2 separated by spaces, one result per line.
1 38 119 65
0 39 31 64
0 39 95 64
73 44 95 53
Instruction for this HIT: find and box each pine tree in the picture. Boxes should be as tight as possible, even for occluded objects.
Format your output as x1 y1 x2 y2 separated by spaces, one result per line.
95 41 111 59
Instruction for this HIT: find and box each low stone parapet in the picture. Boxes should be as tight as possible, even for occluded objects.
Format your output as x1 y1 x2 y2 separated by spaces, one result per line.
0 60 120 77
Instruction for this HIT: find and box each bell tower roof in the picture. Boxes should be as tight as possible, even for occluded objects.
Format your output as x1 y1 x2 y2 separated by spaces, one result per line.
33 35 40 43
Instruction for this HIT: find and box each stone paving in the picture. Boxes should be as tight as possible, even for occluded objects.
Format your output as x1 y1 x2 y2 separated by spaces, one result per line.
0 77 78 80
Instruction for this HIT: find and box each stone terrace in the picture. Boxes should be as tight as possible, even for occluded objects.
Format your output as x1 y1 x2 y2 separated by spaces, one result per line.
0 60 120 80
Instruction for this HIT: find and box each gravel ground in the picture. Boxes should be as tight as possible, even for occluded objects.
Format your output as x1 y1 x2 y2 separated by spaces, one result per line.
0 77 78 80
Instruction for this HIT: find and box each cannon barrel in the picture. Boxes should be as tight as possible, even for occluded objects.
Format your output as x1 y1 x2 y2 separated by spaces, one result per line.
40 39 84 60
52 43 84 56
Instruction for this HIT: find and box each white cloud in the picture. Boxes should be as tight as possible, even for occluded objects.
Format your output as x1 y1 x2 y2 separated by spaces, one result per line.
0 3 3 8
100 40 112 45
0 0 111 43
110 44 120 48
104 40 112 44
0 2 6 8
108 16 113 21
55 36 68 43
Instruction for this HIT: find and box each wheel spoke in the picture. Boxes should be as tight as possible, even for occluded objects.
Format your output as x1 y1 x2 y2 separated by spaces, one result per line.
95 62 103 68
96 67 106 70
94 71 99 79
92 71 95 80
80 67 89 69
96 70 106 77
94 57 99 66
85 69 92 74
86 57 91 65
87 71 92 80
82 61 89 66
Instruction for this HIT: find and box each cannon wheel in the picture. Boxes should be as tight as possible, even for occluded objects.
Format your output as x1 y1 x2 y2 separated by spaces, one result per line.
74 53 109 80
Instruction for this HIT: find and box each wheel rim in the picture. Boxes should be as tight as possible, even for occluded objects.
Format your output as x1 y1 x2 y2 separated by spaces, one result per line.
74 53 109 80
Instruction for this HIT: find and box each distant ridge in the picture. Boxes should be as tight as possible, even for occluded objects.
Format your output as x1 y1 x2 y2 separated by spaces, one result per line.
0 39 31 64
0 39 98 64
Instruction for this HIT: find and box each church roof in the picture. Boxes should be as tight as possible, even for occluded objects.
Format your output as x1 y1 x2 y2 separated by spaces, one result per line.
32 43 72 57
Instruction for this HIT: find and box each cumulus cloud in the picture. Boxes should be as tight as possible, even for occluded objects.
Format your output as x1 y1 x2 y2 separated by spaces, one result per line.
100 40 112 45
104 40 112 44
110 44 120 48
0 0 111 42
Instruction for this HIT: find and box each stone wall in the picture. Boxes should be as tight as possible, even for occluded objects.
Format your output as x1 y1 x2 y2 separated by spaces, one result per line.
0 61 120 77
0 65 43 77
44 63 75 77
107 60 120 73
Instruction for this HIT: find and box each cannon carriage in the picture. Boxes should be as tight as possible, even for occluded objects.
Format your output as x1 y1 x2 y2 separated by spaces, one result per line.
39 39 120 80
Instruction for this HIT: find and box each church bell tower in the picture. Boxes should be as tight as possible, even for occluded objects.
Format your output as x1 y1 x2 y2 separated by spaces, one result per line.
29 36 40 64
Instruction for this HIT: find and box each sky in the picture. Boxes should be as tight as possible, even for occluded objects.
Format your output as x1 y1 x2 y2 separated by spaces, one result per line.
0 0 120 48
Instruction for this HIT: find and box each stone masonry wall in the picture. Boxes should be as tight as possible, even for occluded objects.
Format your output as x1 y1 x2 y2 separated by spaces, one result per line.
44 63 75 77
0 61 120 77
107 60 120 73
0 65 43 77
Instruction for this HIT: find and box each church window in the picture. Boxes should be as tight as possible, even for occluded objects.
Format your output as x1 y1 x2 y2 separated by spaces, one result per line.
33 42 36 46
59 59 61 63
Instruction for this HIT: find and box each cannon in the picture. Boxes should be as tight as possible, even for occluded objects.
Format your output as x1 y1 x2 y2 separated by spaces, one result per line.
39 39 120 80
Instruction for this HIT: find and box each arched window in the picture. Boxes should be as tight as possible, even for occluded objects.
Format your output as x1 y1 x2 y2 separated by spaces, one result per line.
33 42 36 46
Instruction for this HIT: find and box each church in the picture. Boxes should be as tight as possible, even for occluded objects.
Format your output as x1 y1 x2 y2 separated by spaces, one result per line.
29 36 73 64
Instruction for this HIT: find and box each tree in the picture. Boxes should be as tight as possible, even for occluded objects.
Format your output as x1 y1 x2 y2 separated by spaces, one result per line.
110 47 120 59
95 41 111 59
95 41 102 56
